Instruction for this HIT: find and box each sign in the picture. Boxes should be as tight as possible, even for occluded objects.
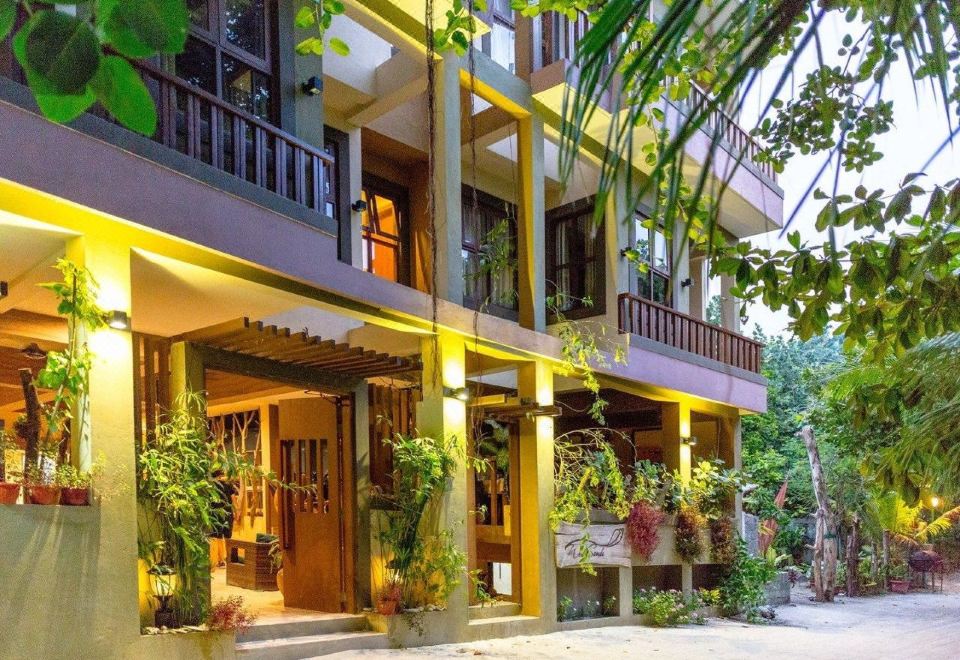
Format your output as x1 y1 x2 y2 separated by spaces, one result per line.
555 522 631 568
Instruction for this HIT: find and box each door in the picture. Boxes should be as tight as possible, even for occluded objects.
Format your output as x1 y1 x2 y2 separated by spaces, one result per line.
278 398 345 612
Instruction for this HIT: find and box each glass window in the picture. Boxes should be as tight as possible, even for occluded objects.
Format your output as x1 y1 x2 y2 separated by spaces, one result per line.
361 176 409 285
489 23 515 74
187 0 211 30
222 54 272 119
634 212 672 306
175 37 217 94
224 0 267 59
461 185 518 317
547 203 604 317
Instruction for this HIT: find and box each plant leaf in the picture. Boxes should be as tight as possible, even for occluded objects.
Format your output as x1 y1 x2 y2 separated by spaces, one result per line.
23 10 101 95
90 55 157 136
328 36 349 56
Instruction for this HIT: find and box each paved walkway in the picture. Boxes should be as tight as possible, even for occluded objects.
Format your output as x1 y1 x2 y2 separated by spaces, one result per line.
330 580 960 659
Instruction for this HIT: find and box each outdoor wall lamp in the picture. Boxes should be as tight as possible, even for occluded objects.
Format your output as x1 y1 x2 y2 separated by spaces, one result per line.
301 75 323 96
444 386 472 402
148 565 179 629
106 310 131 331
21 342 47 360
681 435 698 447
680 277 693 288
351 199 368 213
0 281 7 298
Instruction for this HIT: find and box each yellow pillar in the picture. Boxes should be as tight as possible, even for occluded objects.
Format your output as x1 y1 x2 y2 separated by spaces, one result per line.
517 359 555 618
417 334 469 631
66 236 141 645
663 400 694 595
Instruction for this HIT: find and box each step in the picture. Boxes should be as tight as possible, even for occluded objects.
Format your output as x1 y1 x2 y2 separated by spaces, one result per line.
238 614 369 643
236 630 390 660
468 600 522 620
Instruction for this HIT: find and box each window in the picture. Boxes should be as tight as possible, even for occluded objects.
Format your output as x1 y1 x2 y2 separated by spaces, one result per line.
176 0 275 121
369 384 419 497
476 0 516 73
361 174 410 285
461 185 519 320
634 212 672 307
546 200 605 319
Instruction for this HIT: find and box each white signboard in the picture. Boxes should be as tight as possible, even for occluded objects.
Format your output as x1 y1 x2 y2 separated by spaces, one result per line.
555 522 631 568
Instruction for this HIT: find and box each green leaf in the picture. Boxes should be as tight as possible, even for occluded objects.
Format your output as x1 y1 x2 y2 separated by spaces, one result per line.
103 0 187 56
328 36 349 56
296 36 324 55
90 55 157 136
0 0 15 41
22 10 101 95
295 6 315 28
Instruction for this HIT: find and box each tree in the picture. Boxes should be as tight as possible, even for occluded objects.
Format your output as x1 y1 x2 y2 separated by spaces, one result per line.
802 425 838 602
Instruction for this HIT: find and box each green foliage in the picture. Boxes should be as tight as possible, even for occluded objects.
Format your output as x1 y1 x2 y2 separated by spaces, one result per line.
556 595 577 622
632 587 702 626
54 454 104 489
294 0 348 56
674 504 705 562
709 516 737 565
718 539 776 622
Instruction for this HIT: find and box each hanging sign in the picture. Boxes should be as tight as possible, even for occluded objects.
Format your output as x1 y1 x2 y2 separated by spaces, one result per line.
555 522 631 568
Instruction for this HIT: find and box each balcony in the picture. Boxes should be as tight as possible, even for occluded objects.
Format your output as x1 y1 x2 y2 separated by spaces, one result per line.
618 293 762 373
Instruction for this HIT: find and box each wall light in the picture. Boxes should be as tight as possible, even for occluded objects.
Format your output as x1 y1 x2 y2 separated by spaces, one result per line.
21 342 47 360
351 199 368 213
148 564 179 629
681 435 698 447
106 310 131 331
0 281 7 298
443 386 471 402
931 495 941 509
680 277 693 288
301 75 323 96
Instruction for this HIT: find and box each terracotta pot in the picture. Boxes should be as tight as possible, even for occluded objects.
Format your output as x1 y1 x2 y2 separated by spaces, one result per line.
889 579 910 594
60 487 90 506
0 482 20 505
25 485 61 505
376 597 400 616
275 568 284 595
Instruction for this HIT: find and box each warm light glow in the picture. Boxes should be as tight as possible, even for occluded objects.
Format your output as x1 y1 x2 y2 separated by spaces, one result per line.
679 443 692 485
89 328 130 361
931 496 941 509
106 310 130 330
148 568 178 598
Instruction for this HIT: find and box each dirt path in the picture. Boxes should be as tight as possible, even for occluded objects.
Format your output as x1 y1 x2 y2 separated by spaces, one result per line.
330 581 960 659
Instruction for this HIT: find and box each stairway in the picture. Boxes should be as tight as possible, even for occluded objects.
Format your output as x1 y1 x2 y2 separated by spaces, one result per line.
236 614 389 660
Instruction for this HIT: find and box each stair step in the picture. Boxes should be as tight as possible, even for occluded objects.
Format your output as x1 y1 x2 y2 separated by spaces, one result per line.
236 631 389 660
238 615 369 643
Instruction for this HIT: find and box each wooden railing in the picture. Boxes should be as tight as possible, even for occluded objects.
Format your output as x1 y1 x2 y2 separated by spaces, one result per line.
618 293 762 373
541 11 592 67
0 48 336 219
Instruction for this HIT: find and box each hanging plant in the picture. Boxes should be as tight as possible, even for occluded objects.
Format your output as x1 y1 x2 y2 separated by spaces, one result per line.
709 516 737 565
626 500 665 561
675 504 706 562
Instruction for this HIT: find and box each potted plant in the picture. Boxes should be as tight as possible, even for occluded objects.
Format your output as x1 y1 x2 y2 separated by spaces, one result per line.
55 461 102 506
375 577 402 616
23 445 60 505
267 535 284 595
888 562 909 593
0 432 20 504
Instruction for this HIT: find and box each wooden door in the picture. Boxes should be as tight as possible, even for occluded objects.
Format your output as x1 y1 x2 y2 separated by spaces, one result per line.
278 398 344 612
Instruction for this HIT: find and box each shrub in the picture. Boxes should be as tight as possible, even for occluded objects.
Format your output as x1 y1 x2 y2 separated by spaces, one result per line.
557 596 578 622
675 504 706 562
206 596 257 634
709 516 737 565
627 501 665 561
719 539 776 622
697 587 721 606
602 594 618 616
632 588 702 626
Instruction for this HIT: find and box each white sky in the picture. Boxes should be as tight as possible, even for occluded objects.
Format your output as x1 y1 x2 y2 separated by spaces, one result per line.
728 14 960 337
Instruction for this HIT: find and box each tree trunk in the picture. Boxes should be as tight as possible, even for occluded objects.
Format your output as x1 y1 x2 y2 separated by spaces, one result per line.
882 530 890 587
18 368 42 476
801 425 837 602
846 515 860 597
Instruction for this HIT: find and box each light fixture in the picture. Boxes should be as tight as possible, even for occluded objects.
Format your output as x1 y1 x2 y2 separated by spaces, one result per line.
680 277 693 288
681 435 698 447
148 565 179 629
931 495 941 509
301 75 323 96
21 343 47 361
443 386 471 402
351 199 368 213
0 281 7 298
106 310 130 331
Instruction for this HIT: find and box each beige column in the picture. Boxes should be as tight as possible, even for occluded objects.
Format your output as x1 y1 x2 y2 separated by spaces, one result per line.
353 379 373 609
516 360 556 618
432 51 464 304
417 334 469 626
688 254 708 321
604 173 632 331
67 236 141 644
719 272 741 334
517 114 546 331
662 400 694 595
672 234 690 315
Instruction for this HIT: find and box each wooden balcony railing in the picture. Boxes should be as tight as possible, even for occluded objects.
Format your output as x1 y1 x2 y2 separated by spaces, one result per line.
541 11 592 67
618 293 762 373
0 48 336 220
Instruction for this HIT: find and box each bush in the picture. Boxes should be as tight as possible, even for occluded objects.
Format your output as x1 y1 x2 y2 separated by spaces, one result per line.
675 504 706 562
627 501 665 560
632 588 703 626
710 516 737 565
557 596 578 622
206 596 257 634
719 539 776 621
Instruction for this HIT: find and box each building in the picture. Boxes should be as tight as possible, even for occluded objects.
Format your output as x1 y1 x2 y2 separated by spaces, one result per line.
0 1 780 658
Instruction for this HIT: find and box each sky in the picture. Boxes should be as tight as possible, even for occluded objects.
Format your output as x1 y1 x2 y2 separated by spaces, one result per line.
728 14 960 337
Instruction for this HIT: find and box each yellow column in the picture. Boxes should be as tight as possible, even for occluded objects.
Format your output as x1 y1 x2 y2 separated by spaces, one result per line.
517 359 555 618
663 400 693 595
417 334 469 632
66 236 141 644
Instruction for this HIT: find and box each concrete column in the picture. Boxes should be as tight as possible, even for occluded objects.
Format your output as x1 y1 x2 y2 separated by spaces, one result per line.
348 125 363 269
517 114 545 331
662 400 693 596
417 334 469 624
721 415 744 535
688 254 708 321
719 272 741 334
604 173 632 331
516 360 556 618
514 15 542 82
66 236 141 643
672 234 690 315
432 51 463 304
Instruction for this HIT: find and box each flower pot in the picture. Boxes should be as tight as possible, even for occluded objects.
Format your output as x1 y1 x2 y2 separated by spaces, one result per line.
376 597 400 616
889 578 909 594
275 568 284 595
0 482 20 504
60 486 90 506
25 485 61 505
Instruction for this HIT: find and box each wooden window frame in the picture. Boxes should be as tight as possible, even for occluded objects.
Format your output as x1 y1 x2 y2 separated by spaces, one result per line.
545 197 606 322
361 173 411 286
632 209 673 308
461 184 519 322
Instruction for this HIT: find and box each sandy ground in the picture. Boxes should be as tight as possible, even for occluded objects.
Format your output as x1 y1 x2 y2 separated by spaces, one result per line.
329 578 960 659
